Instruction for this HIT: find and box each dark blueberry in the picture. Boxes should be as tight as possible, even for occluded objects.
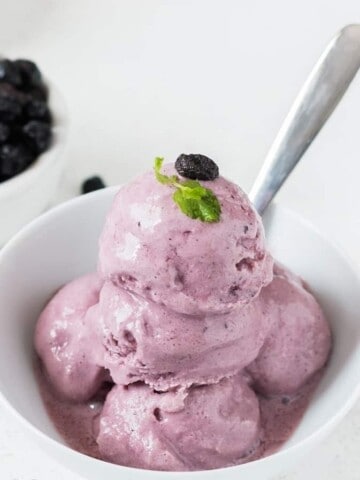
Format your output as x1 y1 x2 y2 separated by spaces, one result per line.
25 98 52 123
175 153 219 181
81 176 106 194
0 143 35 181
22 120 52 154
28 84 48 101
13 59 42 89
0 123 10 143
0 83 26 122
0 60 22 87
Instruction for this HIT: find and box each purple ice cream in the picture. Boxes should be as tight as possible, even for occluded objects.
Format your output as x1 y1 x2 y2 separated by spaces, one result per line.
98 164 273 315
91 281 271 390
97 374 260 471
34 160 332 471
247 263 331 395
34 274 107 401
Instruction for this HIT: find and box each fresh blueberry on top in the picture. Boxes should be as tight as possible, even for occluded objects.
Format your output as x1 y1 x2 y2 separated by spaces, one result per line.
175 153 219 181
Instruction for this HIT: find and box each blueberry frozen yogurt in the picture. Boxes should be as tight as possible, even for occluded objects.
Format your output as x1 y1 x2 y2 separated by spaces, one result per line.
34 155 332 471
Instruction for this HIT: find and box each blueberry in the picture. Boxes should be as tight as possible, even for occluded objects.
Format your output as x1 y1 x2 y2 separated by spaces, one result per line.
0 123 10 143
28 85 48 101
0 83 25 122
13 59 42 89
22 120 52 154
81 176 106 194
175 153 219 181
0 59 52 182
25 98 52 123
0 142 35 181
0 59 22 87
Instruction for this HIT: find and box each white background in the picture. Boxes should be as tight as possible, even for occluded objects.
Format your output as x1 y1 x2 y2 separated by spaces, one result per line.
1 1 360 478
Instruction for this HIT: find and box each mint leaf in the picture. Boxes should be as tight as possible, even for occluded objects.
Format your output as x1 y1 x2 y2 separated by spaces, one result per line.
154 158 221 223
173 189 200 219
197 189 221 222
154 157 178 185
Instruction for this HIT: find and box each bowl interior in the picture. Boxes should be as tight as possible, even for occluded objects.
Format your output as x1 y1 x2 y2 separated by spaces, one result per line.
0 188 359 467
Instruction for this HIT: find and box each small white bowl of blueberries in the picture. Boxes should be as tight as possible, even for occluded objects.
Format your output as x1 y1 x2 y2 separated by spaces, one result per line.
0 58 68 245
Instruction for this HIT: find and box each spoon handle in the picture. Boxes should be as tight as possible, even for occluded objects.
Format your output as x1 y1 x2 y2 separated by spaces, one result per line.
250 24 360 215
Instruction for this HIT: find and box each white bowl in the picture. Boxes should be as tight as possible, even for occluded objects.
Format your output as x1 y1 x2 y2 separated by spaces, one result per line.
0 187 359 480
0 80 68 245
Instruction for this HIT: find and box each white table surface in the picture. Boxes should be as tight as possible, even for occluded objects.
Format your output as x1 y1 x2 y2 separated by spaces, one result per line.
1 1 360 478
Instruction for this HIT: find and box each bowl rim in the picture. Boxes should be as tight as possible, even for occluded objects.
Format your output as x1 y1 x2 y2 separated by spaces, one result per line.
0 188 359 477
0 78 69 200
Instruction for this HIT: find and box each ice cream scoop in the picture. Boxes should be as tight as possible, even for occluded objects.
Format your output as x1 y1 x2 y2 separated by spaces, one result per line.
97 374 260 471
91 281 271 389
98 164 273 315
34 274 107 401
247 264 331 395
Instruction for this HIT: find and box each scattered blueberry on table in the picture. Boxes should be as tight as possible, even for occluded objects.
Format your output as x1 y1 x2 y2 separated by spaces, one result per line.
81 176 106 194
0 58 53 183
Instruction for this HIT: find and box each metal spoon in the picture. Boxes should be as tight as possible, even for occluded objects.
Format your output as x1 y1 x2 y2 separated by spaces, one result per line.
250 24 360 215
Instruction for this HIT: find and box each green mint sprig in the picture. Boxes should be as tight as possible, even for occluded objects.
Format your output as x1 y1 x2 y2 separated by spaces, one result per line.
154 157 221 223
